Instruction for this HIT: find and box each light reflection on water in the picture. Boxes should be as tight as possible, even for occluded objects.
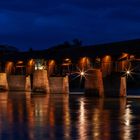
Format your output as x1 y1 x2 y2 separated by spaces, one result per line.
0 92 140 139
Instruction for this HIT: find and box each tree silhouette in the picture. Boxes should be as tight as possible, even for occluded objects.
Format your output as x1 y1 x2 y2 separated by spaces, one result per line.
29 47 33 52
72 38 82 47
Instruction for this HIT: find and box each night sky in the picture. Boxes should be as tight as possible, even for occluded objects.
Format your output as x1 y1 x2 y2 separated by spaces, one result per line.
0 0 140 51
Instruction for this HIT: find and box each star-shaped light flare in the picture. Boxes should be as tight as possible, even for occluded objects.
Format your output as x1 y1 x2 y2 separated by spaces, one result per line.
122 65 135 79
70 67 91 83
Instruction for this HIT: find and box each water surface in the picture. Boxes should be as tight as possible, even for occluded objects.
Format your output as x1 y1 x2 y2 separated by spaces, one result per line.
0 92 140 140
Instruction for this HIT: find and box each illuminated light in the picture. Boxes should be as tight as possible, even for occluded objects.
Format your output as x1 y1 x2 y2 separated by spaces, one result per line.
103 55 111 61
38 66 44 70
76 67 88 80
123 66 134 79
130 55 135 59
119 53 129 60
16 65 24 68
35 65 44 70
96 57 101 62
79 57 90 68
63 58 72 66
48 60 56 75
16 61 24 68
65 58 70 61
34 59 46 70
29 59 34 65
125 69 132 78
7 61 13 65
17 61 23 64
5 61 13 73
105 55 110 58
122 64 136 79
80 71 85 76
49 60 55 65
70 67 91 85
126 70 130 74
62 58 72 66
62 63 69 66
122 53 128 58
16 61 25 68
82 57 89 63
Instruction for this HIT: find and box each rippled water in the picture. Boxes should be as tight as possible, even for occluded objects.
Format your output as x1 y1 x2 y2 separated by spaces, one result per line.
0 92 140 140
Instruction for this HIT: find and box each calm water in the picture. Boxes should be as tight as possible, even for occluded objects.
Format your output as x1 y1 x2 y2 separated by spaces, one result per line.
0 92 140 140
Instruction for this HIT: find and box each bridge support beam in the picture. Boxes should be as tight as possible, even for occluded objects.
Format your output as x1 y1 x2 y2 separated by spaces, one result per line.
49 76 69 94
32 70 50 93
25 75 31 92
120 77 126 97
85 69 104 97
0 73 8 91
7 75 31 91
103 73 126 97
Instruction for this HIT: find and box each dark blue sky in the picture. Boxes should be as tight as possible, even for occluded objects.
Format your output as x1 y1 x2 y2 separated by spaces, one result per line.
0 0 140 51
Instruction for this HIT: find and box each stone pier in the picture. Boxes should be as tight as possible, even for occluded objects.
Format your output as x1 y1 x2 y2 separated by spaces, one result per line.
0 69 126 97
25 75 31 92
32 70 50 93
7 75 31 91
85 69 104 97
103 73 126 97
0 73 8 90
49 76 69 94
120 77 126 97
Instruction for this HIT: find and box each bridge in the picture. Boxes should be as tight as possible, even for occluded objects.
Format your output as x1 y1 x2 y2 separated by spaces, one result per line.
0 39 140 97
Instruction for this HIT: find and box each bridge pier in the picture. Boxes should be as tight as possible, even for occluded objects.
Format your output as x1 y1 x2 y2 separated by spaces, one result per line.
103 73 126 97
7 75 31 91
32 70 69 93
85 69 104 97
32 70 50 93
0 73 8 91
120 77 126 97
49 76 69 94
0 69 126 97
25 75 31 92
84 69 126 97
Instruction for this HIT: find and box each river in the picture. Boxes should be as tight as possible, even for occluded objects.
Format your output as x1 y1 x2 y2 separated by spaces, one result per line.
0 92 140 140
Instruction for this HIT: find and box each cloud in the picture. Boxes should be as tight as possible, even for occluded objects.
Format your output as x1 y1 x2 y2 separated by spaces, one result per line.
0 0 140 50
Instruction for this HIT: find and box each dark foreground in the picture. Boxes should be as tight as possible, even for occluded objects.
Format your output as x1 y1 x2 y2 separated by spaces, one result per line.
0 92 140 140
